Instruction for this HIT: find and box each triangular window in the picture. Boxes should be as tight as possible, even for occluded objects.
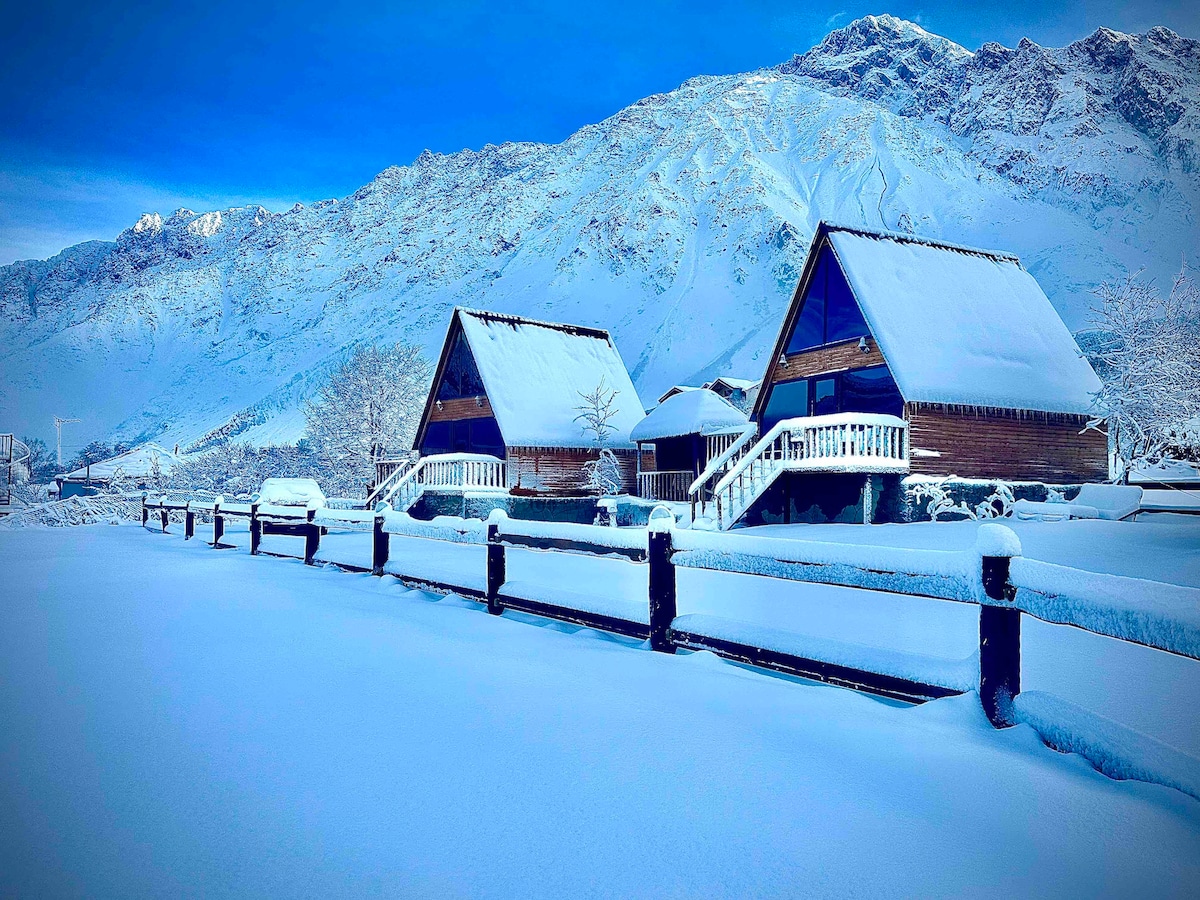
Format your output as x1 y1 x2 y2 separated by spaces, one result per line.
786 244 870 353
437 332 486 400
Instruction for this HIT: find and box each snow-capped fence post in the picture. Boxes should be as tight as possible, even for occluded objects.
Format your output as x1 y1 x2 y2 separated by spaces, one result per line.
647 506 677 653
249 502 261 556
159 503 169 534
212 498 224 548
371 507 389 576
486 521 506 616
977 525 1022 728
304 508 319 566
184 503 195 540
141 493 149 527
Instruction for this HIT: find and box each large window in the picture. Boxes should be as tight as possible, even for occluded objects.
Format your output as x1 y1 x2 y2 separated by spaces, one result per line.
437 334 486 401
785 245 869 354
421 417 506 458
762 365 902 429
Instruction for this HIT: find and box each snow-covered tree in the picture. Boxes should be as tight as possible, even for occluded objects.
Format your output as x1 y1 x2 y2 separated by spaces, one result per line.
303 342 432 496
574 377 621 446
1087 267 1200 481
575 377 625 495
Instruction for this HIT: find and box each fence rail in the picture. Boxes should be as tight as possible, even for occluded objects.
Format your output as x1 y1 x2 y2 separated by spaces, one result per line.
137 492 1200 793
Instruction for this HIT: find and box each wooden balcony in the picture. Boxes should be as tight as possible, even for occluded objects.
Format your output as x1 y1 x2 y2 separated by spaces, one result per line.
637 470 692 502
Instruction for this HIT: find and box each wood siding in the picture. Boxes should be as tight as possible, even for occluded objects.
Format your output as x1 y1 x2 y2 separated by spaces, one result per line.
906 403 1108 483
507 446 640 496
770 337 886 384
428 395 493 422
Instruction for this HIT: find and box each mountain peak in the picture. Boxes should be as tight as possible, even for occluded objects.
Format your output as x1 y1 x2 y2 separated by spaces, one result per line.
779 14 970 106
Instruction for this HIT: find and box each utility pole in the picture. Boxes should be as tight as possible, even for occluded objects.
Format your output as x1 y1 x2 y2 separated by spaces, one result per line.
53 415 80 468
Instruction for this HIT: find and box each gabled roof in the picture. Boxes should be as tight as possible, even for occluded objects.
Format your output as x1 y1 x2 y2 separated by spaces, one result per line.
657 384 702 404
706 376 760 393
631 389 749 442
754 223 1102 417
426 308 646 449
59 442 177 483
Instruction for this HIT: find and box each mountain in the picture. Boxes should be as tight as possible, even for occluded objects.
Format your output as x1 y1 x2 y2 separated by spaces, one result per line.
3 15 1198 451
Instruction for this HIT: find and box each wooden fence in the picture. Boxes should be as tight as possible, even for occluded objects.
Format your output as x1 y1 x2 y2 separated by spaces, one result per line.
140 494 1200 734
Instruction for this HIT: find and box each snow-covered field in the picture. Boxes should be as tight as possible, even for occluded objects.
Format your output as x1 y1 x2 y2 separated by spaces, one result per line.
2 524 1199 896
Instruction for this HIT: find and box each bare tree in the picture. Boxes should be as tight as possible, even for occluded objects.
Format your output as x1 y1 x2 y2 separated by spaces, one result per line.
304 342 432 496
575 377 625 495
1087 267 1200 481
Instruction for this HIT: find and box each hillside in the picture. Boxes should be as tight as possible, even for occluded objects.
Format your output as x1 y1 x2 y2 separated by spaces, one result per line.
2 15 1197 450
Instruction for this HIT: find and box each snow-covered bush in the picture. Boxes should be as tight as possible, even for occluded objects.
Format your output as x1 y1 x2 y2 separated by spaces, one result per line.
582 448 624 497
303 342 431 496
975 482 1015 519
1087 267 1200 480
167 442 325 499
907 477 976 522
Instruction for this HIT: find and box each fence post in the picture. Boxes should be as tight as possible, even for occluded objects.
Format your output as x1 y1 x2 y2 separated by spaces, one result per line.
486 522 505 616
304 508 319 565
141 493 149 527
250 502 261 555
213 499 224 548
159 503 169 534
372 506 390 576
647 508 677 653
978 525 1022 728
185 503 195 540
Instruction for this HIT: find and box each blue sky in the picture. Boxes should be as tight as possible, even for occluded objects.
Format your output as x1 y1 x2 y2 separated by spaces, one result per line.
1 0 1196 264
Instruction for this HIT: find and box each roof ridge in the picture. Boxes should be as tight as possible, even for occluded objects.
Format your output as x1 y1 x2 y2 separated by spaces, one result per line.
455 306 613 341
820 222 1022 264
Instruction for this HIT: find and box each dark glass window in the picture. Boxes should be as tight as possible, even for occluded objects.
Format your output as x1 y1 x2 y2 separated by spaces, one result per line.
420 417 506 458
762 379 809 430
785 245 869 353
437 334 486 400
841 366 903 416
824 252 869 343
812 377 838 416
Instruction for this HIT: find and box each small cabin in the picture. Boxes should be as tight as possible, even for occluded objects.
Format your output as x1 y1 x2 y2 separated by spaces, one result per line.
410 308 647 497
692 223 1108 528
631 389 750 501
55 443 177 498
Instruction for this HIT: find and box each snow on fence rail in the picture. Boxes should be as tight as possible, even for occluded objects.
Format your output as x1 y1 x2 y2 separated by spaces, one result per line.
132 492 1200 797
1010 558 1200 660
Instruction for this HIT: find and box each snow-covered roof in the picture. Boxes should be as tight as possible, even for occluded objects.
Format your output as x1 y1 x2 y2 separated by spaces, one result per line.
59 443 177 483
631 389 749 442
658 385 702 404
825 227 1102 414
706 376 759 392
455 308 646 448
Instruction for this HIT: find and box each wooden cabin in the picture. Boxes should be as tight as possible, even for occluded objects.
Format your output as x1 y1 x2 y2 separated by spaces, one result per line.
692 223 1108 528
411 308 648 496
55 443 177 498
631 389 750 501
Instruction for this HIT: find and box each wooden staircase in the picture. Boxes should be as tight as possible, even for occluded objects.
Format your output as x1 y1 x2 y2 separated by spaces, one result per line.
367 453 507 511
694 414 910 530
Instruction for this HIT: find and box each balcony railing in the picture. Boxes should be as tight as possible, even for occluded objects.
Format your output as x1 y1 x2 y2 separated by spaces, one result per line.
637 470 693 502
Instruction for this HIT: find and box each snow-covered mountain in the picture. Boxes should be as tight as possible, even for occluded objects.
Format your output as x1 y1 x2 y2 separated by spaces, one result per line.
3 15 1197 450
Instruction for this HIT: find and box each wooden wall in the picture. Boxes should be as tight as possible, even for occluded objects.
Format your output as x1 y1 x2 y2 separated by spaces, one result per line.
428 395 492 422
906 403 1108 483
506 446 641 496
770 337 886 384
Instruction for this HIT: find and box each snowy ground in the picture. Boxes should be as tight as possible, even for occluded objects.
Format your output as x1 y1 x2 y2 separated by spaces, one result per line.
3 524 1200 897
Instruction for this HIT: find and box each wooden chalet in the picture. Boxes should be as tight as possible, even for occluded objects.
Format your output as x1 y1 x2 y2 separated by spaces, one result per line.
687 223 1108 528
631 389 750 501
394 308 647 501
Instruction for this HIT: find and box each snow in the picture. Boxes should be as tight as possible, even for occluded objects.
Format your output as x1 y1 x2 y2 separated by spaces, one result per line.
255 477 326 508
630 388 748 442
1131 459 1200 484
827 229 1103 414
4 524 1200 896
495 514 650 553
457 308 646 448
1014 691 1200 802
58 442 177 483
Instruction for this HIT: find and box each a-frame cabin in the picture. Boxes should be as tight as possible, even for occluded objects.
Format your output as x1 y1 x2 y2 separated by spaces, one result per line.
694 223 1108 528
410 308 647 496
